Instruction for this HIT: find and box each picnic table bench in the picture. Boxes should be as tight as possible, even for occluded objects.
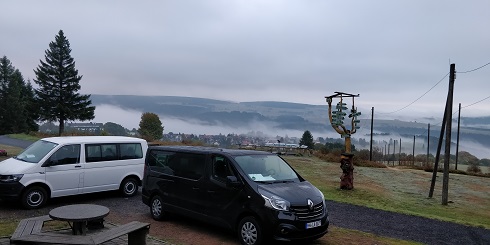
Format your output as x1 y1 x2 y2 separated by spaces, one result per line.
10 215 52 240
10 216 150 245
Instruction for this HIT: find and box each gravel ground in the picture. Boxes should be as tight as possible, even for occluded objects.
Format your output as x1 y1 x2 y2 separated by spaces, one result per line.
1 191 489 245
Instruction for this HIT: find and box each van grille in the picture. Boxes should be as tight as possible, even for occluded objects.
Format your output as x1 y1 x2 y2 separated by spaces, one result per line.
290 202 324 221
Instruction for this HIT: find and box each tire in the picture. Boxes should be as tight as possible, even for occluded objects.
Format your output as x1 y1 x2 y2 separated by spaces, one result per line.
150 195 166 221
120 177 138 197
21 186 48 209
238 216 263 245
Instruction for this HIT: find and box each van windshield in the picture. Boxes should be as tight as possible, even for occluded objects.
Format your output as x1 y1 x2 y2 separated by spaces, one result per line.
14 140 58 163
234 154 299 183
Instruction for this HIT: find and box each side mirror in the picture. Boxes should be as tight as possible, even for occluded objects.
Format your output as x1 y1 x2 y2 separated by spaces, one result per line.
226 176 242 188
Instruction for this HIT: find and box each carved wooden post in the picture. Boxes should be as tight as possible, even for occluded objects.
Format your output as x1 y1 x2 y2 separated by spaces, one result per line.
326 92 360 190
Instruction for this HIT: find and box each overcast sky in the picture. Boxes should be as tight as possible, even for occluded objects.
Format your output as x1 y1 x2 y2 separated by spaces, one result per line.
1 0 490 124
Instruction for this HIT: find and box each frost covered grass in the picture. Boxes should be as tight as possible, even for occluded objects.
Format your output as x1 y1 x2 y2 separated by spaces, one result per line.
285 155 490 229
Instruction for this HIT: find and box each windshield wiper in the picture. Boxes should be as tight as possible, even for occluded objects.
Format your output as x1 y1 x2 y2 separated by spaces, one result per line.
272 180 295 183
13 156 30 163
255 181 274 184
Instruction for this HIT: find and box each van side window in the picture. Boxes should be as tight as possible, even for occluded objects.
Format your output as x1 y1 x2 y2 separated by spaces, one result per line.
212 156 234 182
147 151 205 180
86 143 144 162
120 143 143 159
171 153 205 180
49 144 80 165
101 144 117 160
86 145 102 162
147 150 175 175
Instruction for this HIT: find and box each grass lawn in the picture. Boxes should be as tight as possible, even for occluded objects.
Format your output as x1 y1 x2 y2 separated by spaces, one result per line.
0 144 23 161
284 155 490 229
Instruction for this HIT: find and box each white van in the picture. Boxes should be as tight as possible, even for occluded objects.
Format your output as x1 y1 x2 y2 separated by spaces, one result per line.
0 136 148 209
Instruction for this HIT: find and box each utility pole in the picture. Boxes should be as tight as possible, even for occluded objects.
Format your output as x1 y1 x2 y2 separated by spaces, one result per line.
393 140 396 166
384 144 387 163
388 143 391 165
428 64 457 202
442 63 456 205
412 135 416 165
399 138 401 165
427 124 430 166
370 107 374 161
455 103 461 170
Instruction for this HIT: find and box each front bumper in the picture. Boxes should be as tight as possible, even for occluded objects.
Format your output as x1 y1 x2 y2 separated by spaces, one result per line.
0 181 25 201
259 203 330 242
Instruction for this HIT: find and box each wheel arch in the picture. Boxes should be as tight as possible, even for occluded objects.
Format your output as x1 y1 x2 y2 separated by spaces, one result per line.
120 174 142 187
235 210 263 232
22 182 51 199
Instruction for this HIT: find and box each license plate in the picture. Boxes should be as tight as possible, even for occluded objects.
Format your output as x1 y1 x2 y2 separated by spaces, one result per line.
305 220 321 229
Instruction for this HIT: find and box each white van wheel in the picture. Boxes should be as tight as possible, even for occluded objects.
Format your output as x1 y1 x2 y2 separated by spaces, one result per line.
120 177 138 197
150 195 166 220
238 216 263 245
21 186 47 209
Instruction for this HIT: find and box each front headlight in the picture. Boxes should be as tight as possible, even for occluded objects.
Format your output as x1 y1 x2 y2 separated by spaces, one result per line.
0 174 24 183
259 189 290 211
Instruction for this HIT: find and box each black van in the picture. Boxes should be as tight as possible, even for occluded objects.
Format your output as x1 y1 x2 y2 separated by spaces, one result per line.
142 146 329 245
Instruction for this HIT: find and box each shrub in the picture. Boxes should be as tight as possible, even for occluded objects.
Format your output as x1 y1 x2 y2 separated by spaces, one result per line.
467 164 482 174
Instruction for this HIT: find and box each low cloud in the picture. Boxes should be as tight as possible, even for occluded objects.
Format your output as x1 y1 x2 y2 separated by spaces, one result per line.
94 104 328 139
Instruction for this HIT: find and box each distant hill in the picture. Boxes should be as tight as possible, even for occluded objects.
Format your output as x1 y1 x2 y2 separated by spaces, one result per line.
90 94 490 158
90 95 328 132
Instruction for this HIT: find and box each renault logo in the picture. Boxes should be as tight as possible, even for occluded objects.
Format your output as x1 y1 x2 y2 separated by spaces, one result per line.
307 199 314 211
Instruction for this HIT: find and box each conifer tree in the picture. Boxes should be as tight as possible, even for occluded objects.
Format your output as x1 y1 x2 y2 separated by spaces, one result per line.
0 56 38 134
299 130 314 149
34 30 95 135
23 80 40 132
0 56 15 134
3 70 27 133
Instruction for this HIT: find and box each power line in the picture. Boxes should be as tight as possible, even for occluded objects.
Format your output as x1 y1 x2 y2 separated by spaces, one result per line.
461 95 490 109
379 73 449 114
457 61 490 73
379 61 490 115
398 95 488 138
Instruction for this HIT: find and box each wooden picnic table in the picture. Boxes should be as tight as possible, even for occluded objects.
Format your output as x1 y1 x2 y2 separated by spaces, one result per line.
49 204 110 235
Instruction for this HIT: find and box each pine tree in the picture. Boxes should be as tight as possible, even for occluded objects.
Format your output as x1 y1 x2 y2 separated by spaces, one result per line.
0 56 38 134
0 56 15 134
23 80 40 132
299 130 314 149
34 30 95 135
3 70 28 133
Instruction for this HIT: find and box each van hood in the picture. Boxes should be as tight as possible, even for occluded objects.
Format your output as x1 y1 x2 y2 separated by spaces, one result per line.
258 181 323 206
0 158 37 174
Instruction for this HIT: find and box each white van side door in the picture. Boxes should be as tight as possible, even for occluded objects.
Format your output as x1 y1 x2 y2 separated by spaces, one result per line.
82 143 121 193
44 144 83 197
